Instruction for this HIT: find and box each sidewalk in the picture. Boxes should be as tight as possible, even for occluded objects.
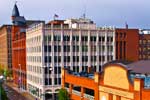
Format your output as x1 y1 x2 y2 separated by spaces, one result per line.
5 81 36 100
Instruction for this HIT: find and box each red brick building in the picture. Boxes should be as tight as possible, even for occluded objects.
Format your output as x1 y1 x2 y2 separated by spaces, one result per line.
11 4 27 90
115 28 139 61
139 32 150 60
11 4 44 90
62 60 150 100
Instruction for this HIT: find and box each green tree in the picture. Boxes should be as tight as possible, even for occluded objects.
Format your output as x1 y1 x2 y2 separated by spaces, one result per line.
58 88 69 100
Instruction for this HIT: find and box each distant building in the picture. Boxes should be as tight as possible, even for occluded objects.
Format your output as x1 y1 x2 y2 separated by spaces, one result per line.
26 18 139 100
26 20 116 100
62 60 150 100
139 29 150 60
115 28 139 61
11 3 44 90
0 25 12 70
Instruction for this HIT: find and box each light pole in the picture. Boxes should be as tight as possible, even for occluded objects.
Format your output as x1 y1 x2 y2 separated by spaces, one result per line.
18 64 21 91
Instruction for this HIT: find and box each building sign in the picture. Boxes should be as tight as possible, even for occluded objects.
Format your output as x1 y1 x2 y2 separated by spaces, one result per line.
99 86 134 99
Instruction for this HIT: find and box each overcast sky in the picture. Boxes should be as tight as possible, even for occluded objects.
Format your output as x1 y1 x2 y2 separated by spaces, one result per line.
0 0 150 28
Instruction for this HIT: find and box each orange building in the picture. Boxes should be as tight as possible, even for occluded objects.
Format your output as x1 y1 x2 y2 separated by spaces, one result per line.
115 28 139 61
0 25 12 70
62 60 150 100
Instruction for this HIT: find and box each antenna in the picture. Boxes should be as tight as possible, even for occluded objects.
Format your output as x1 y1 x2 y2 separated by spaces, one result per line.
82 0 87 19
15 0 18 4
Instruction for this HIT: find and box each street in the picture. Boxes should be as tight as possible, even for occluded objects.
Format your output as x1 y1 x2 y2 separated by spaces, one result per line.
3 83 27 100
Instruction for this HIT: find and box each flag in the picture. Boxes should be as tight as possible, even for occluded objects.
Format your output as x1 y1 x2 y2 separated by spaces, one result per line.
54 14 59 20
54 14 59 18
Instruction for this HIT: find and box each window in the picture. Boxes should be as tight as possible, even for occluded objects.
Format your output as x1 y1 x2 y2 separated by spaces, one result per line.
54 35 61 41
64 45 70 52
90 36 96 41
91 56 96 62
64 56 70 62
73 56 79 62
82 36 88 41
82 45 88 52
63 35 70 41
54 45 61 52
44 45 51 52
73 36 79 41
73 45 79 52
82 56 88 62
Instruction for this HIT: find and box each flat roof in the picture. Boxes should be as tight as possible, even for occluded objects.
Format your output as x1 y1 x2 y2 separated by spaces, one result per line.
127 60 150 74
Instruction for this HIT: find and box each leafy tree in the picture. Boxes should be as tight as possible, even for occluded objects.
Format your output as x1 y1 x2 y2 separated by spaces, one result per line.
58 88 69 100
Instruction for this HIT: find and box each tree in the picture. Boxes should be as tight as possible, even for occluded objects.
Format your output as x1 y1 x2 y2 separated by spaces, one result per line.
58 88 69 100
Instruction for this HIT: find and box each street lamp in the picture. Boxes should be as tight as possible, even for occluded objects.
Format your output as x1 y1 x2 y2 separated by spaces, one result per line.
18 64 21 91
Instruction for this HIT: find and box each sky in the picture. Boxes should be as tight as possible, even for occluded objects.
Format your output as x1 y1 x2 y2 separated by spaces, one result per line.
0 0 150 28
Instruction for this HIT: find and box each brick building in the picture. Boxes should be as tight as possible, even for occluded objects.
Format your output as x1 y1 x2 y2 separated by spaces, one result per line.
0 25 12 70
11 3 43 90
62 60 150 100
139 29 150 60
115 28 139 61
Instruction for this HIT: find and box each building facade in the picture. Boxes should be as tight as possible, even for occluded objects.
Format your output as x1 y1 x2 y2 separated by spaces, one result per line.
115 28 139 61
62 61 150 100
0 25 12 70
139 29 150 60
11 3 27 90
26 20 116 100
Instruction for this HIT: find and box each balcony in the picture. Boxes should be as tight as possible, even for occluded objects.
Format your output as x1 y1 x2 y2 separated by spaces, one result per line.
83 93 94 100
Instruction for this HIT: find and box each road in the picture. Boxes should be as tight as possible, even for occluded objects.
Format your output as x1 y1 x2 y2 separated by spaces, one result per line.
3 83 27 100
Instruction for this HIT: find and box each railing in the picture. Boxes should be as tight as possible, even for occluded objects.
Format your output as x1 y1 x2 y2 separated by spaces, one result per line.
83 94 94 100
72 90 81 96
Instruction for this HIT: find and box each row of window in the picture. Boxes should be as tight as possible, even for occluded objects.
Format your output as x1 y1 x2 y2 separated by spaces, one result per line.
28 74 42 84
27 56 41 62
44 55 113 63
44 45 113 52
27 65 42 74
27 35 41 44
44 35 113 42
27 46 41 53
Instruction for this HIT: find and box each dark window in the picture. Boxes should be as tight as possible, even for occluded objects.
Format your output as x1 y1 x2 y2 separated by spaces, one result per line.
91 56 96 62
44 46 51 52
90 36 96 41
54 45 61 52
73 45 79 52
82 56 88 62
54 35 61 41
82 36 88 41
64 56 70 62
58 78 61 85
63 35 70 41
73 36 79 41
73 56 79 62
45 78 48 85
54 78 57 85
64 45 70 52
44 56 51 63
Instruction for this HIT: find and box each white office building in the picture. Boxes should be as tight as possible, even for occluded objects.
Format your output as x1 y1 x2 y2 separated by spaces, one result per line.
26 18 116 100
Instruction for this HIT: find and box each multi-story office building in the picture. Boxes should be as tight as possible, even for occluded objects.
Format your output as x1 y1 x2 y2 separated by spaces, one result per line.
139 29 150 60
26 19 116 100
0 25 12 70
